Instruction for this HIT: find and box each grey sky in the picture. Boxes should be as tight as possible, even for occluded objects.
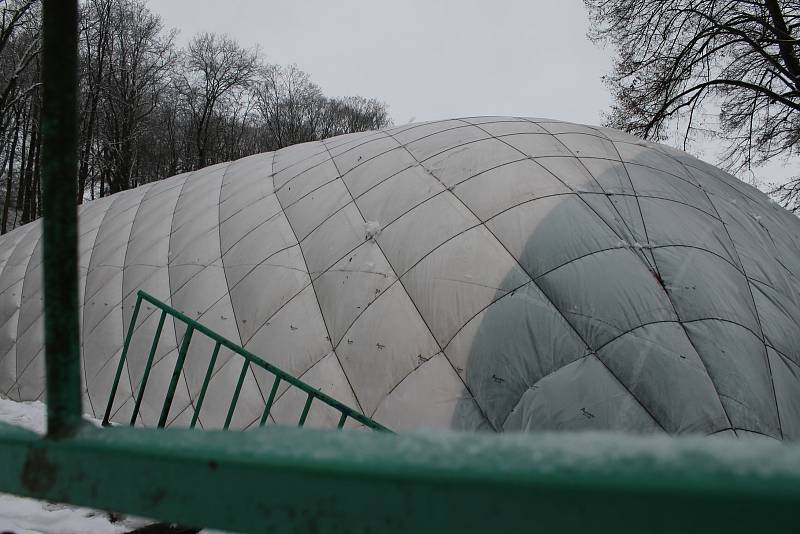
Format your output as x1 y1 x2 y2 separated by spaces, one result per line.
150 0 613 126
149 0 793 188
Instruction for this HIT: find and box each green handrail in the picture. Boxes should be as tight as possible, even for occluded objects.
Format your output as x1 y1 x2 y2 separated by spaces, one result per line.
102 290 390 433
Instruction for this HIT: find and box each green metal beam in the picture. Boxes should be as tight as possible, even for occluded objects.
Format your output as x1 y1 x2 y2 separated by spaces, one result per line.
40 0 83 437
1 422 799 533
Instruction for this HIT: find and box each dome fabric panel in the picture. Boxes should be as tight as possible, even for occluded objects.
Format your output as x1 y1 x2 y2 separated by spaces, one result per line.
0 116 799 439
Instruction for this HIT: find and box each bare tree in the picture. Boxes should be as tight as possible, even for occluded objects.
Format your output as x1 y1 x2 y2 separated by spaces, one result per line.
0 3 394 230
77 0 111 202
585 0 800 209
255 63 325 148
99 0 175 193
0 0 39 232
178 32 259 168
254 64 392 150
319 95 392 138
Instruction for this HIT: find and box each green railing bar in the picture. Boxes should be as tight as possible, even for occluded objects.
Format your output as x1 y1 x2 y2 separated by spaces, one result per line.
298 393 313 427
130 309 167 426
223 360 249 430
102 296 142 426
158 325 194 428
337 413 347 429
41 0 82 437
3 423 800 533
190 341 221 429
136 290 390 432
259 376 280 427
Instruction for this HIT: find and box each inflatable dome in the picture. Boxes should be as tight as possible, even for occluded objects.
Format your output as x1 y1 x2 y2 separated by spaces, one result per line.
1 117 799 439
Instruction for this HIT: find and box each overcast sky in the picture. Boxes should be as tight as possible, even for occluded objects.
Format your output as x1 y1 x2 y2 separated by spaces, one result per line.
149 0 792 187
149 0 613 127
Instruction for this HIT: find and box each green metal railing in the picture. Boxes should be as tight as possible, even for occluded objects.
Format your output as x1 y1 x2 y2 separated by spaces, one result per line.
103 290 390 432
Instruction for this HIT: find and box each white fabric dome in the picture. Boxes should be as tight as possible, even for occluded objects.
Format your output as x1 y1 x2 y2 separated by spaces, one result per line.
1 117 799 438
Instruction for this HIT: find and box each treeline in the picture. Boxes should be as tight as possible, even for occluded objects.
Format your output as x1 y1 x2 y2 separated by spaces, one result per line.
0 0 392 233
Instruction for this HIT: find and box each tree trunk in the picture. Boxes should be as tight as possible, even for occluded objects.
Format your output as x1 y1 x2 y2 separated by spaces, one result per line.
2 110 21 233
20 120 37 224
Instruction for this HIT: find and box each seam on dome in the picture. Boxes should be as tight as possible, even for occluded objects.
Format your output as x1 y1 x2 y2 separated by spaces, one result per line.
529 151 707 194
200 314 329 405
631 144 768 205
609 140 707 185
413 131 494 164
219 200 299 259
1 229 57 397
78 193 123 413
654 144 785 439
387 128 619 432
218 188 278 232
314 140 406 417
376 130 514 431
268 348 339 413
164 166 200 428
768 344 800 371
332 218 510 352
153 155 546 346
106 177 191 350
275 121 475 198
598 131 736 433
749 215 800 283
272 143 366 417
6 345 44 398
273 132 393 193
175 161 245 422
367 351 482 425
290 152 528 257
478 122 659 279
706 427 779 439
0 224 33 286
328 137 493 425
107 182 155 418
81 190 152 318
532 243 747 285
529 120 659 274
165 245 309 354
217 155 269 407
272 127 384 176
284 126 634 262
337 275 535 397
437 279 582 357
499 354 668 433
0 223 40 379
457 121 668 432
540 189 722 223
749 278 800 332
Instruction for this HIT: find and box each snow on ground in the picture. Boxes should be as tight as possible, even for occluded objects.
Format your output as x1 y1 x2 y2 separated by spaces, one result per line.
0 396 151 534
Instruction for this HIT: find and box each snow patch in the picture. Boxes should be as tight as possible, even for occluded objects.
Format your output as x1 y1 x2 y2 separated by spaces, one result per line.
0 397 149 534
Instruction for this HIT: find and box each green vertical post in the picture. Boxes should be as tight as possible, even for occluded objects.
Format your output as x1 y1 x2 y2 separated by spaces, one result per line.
298 393 313 427
130 310 167 426
259 376 281 426
41 0 82 437
190 341 221 429
223 359 249 430
102 295 143 426
158 326 194 428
